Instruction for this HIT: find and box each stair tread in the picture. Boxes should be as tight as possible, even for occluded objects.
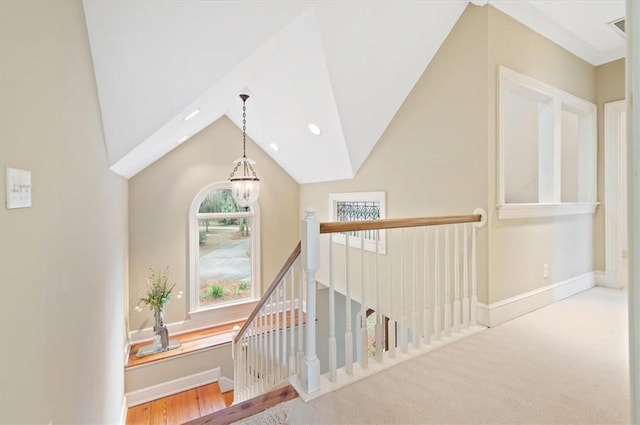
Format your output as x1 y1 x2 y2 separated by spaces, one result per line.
126 382 233 425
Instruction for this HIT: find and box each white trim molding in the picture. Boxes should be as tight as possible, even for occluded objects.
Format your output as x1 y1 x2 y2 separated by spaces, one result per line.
126 368 222 407
119 395 127 425
604 100 628 289
497 202 598 219
218 376 234 393
477 272 596 327
497 66 597 218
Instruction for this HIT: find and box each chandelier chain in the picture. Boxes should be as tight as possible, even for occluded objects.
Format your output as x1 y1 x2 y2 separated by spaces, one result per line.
242 100 247 158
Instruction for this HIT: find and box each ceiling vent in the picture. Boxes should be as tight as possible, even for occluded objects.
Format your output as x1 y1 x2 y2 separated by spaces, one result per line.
609 18 625 38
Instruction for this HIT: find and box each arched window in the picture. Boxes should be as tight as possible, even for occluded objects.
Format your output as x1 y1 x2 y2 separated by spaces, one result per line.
189 182 260 315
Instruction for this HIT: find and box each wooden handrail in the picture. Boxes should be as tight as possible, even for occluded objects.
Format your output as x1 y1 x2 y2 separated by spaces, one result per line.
234 241 302 343
319 213 481 234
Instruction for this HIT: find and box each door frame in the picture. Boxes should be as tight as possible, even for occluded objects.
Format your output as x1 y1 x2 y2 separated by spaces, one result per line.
604 99 627 289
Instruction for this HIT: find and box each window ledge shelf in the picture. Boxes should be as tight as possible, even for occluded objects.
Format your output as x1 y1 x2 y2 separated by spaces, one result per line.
497 202 599 219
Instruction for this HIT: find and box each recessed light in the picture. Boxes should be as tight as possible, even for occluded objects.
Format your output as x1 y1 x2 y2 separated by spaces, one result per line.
183 109 200 121
308 123 322 136
269 142 280 152
177 135 189 144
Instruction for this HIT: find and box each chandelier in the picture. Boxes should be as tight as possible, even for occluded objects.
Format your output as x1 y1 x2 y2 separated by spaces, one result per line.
229 93 260 208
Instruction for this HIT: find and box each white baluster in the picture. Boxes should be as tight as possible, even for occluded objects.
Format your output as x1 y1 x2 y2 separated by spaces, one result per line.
275 286 281 381
423 227 431 345
444 226 451 337
289 268 296 376
360 231 368 369
453 224 461 333
400 228 408 354
281 277 288 380
412 228 419 349
388 233 395 358
259 313 265 393
232 325 239 403
463 224 470 329
268 294 274 386
375 229 384 363
250 323 256 397
389 319 396 357
434 227 441 340
345 234 354 375
297 260 303 377
329 234 337 382
471 224 478 326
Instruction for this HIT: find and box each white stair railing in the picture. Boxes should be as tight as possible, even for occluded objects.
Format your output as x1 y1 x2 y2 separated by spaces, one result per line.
291 209 487 400
232 242 303 403
233 209 487 403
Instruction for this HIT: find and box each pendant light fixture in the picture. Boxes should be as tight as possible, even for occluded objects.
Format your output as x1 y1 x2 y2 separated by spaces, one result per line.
229 93 260 208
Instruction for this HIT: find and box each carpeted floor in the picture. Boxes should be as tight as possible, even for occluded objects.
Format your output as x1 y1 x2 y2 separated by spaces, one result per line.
237 287 630 424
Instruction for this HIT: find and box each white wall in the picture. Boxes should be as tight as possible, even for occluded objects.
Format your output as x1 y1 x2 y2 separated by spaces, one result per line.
0 1 128 424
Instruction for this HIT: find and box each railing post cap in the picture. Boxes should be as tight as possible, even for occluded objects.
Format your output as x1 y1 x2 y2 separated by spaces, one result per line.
304 208 316 219
473 208 487 228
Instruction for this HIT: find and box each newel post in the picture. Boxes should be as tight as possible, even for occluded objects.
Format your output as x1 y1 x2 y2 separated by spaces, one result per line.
301 209 321 394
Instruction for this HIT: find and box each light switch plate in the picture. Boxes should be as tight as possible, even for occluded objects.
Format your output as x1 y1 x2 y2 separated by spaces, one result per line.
6 167 32 209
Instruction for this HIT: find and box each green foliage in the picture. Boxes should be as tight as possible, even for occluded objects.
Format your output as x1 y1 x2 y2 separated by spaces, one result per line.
138 267 176 309
234 282 248 295
199 231 207 245
210 284 225 298
199 189 239 214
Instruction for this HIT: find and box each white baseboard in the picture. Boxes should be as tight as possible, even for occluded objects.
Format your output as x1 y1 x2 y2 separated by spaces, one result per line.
594 270 605 286
478 271 596 327
119 395 127 425
218 376 234 393
126 367 222 407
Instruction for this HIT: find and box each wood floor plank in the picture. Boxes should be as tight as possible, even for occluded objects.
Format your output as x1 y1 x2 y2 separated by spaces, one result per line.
198 383 225 414
174 390 198 423
222 391 234 408
126 402 151 425
185 387 203 420
183 384 298 425
150 397 171 425
126 383 292 425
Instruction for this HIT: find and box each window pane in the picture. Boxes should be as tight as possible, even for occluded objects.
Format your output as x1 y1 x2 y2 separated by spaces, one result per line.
198 217 252 307
503 90 540 203
198 188 240 213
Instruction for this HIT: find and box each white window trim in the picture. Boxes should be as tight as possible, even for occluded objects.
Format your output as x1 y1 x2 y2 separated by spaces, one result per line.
328 191 386 254
188 182 261 322
497 66 598 220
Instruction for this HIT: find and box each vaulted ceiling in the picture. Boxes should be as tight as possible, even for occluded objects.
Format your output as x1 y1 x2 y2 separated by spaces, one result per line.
83 0 625 184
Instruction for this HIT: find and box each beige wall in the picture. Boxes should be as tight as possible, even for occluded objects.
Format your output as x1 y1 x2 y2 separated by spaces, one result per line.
486 6 597 303
0 2 128 424
126 345 233 393
300 4 490 302
129 117 299 330
595 58 626 271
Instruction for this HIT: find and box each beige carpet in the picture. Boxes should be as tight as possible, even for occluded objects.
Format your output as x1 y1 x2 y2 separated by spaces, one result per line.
237 287 630 424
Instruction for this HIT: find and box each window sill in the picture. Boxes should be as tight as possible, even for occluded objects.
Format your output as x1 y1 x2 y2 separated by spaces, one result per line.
126 320 244 369
189 299 258 324
496 202 599 219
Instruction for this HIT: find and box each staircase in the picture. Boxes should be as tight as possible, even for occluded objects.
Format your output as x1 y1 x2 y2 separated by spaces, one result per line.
232 208 488 404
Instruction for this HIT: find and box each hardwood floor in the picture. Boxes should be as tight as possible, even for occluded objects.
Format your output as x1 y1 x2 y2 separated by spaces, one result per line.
126 382 232 425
